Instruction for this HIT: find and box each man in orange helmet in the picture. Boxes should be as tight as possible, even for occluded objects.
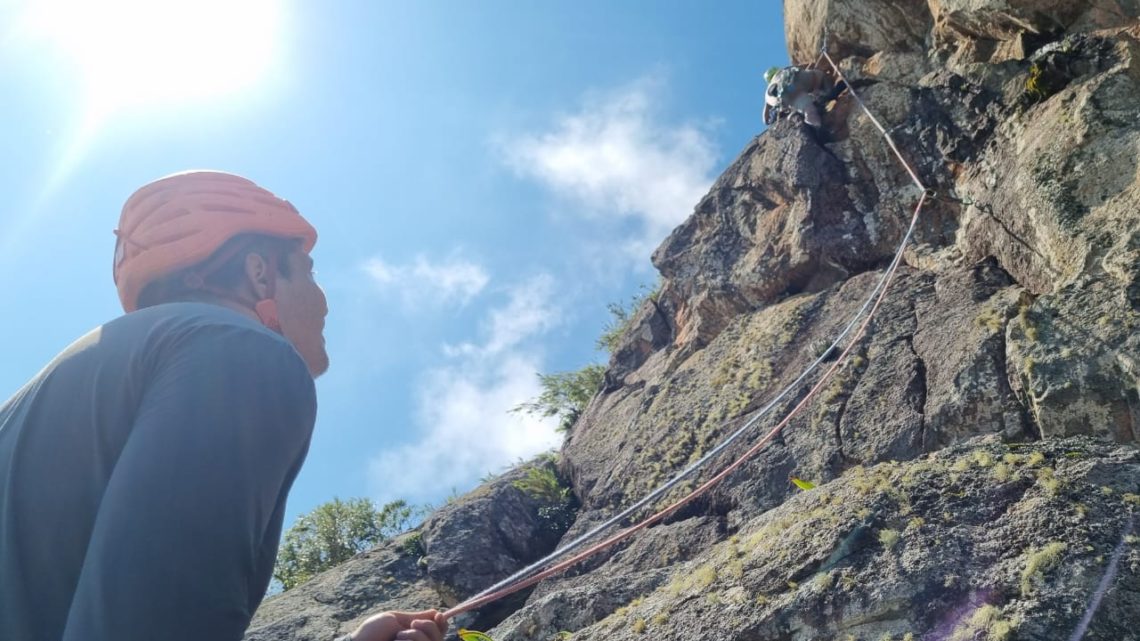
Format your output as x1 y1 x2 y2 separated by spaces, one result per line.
0 171 445 641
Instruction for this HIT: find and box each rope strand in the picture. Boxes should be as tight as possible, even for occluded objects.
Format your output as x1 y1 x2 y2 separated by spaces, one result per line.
821 50 927 192
442 41 931 622
445 192 927 620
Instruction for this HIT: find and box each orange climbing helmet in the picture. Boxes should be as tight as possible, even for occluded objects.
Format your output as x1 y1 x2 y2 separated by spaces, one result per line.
113 170 317 314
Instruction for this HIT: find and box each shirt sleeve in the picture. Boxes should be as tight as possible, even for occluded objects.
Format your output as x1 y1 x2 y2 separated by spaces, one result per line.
61 325 317 641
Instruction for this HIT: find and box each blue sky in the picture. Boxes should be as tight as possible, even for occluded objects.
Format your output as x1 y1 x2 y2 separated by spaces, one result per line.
0 1 788 527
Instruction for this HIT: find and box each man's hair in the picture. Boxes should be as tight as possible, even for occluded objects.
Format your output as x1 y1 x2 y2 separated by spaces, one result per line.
136 234 300 309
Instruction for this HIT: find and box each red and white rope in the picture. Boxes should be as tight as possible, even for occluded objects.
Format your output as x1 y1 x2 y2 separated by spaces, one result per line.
442 45 930 622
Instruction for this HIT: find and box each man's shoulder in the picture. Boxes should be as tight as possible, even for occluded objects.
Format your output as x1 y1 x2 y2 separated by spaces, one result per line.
99 303 304 371
115 304 315 405
107 303 281 343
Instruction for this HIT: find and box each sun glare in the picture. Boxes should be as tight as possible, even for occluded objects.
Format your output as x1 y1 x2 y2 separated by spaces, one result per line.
21 0 281 115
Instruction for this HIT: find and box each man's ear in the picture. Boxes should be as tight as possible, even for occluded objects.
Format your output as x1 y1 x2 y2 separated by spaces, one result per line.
243 252 272 300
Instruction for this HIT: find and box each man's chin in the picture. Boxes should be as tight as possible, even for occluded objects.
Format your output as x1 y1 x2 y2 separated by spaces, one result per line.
312 346 330 376
309 350 330 379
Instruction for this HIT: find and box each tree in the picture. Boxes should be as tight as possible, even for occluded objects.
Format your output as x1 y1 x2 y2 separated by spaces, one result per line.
274 497 415 590
514 281 662 434
513 365 605 433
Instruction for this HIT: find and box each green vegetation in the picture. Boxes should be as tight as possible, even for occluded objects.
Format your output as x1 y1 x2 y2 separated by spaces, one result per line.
991 462 1012 482
516 282 660 434
517 288 655 433
399 531 425 558
812 346 868 430
973 450 994 468
513 466 577 533
596 281 661 354
514 365 605 432
1018 299 1040 342
275 497 416 590
950 604 1019 641
513 466 570 504
811 571 835 591
1021 541 1066 596
974 307 1004 332
1036 467 1064 496
878 528 901 549
667 562 718 596
1025 63 1046 101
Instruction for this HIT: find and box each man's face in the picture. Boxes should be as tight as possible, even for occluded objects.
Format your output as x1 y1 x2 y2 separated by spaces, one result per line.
275 250 329 378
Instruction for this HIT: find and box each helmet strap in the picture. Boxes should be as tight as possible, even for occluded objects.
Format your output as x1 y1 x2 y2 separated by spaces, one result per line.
254 299 282 332
254 255 283 333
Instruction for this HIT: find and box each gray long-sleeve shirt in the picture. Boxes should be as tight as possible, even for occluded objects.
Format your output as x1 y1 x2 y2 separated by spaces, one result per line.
0 303 317 641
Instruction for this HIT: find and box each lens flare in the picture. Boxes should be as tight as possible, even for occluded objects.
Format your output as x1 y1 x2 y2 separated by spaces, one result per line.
19 0 281 116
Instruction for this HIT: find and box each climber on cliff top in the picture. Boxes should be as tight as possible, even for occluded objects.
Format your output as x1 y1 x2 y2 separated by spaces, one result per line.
764 64 846 128
0 171 444 641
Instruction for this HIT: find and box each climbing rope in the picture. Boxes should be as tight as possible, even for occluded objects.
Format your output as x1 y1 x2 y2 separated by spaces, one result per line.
820 49 927 193
442 43 931 622
1067 512 1135 641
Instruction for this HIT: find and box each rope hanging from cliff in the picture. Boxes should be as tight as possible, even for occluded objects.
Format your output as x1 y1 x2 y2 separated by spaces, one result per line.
820 49 927 193
441 44 932 622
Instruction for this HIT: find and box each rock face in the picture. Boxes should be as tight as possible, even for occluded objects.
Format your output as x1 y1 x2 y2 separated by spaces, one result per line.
515 437 1140 641
246 462 578 639
420 462 577 630
245 531 438 641
784 0 933 62
250 2 1140 640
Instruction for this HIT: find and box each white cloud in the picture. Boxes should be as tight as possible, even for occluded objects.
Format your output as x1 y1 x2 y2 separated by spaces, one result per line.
362 253 489 309
500 76 720 258
456 274 560 356
483 273 558 351
369 274 564 504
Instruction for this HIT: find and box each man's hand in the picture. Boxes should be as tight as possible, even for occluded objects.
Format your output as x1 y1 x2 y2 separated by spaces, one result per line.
348 610 448 641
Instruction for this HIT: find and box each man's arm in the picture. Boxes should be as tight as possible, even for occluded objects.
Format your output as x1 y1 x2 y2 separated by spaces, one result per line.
61 327 317 641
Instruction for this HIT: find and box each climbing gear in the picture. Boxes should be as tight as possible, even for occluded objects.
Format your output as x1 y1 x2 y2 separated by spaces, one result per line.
112 171 317 324
444 196 929 620
766 66 799 101
441 37 932 622
765 66 782 84
764 66 835 128
444 40 931 621
821 49 926 191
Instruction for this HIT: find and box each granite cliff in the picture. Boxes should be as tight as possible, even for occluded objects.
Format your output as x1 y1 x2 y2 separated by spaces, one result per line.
248 2 1140 639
